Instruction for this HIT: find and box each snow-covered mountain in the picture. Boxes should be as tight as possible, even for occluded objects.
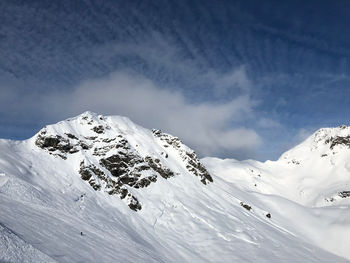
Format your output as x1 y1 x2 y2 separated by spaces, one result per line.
0 112 349 262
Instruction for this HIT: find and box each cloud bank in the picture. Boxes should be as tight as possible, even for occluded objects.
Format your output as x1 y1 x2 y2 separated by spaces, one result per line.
41 71 260 158
0 29 264 159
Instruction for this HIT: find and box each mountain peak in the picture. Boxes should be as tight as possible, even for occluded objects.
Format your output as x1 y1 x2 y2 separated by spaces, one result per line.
33 112 213 211
279 125 350 163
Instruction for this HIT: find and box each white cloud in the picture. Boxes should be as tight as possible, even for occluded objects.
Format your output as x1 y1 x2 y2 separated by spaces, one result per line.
42 71 261 158
257 117 281 129
209 66 252 97
0 34 263 159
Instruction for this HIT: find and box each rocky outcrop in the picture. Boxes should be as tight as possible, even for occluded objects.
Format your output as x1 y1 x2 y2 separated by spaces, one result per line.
240 202 252 211
339 191 350 198
35 130 79 159
99 153 158 189
152 129 213 184
35 129 95 159
144 156 174 179
92 125 105 134
79 160 142 211
326 135 350 149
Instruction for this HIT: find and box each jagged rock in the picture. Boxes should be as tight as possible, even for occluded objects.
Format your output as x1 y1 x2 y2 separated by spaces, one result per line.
185 152 213 184
102 138 116 143
327 136 350 149
240 202 252 211
99 151 157 189
80 160 142 210
133 175 157 188
80 167 92 181
128 196 142 211
79 141 91 150
93 145 117 156
79 161 104 190
152 129 213 184
35 132 79 155
339 191 350 198
65 133 78 140
92 125 104 134
100 152 143 177
84 136 98 140
36 135 59 148
145 156 174 179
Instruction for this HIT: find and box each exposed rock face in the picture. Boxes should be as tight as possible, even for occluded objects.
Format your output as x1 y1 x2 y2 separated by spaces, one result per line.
35 131 79 159
78 133 158 211
79 162 103 190
92 125 105 134
339 191 350 198
79 160 142 211
34 112 213 211
99 151 158 189
65 133 78 140
152 129 213 184
144 156 174 179
326 136 350 149
318 126 350 150
240 202 252 211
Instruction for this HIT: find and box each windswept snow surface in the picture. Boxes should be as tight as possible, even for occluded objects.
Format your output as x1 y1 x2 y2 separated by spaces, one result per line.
0 112 349 262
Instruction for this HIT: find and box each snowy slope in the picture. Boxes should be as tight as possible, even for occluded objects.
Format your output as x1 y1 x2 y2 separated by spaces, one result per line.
0 112 349 262
203 125 350 260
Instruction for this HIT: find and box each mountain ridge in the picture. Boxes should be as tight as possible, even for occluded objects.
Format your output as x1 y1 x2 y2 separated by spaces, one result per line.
0 112 349 262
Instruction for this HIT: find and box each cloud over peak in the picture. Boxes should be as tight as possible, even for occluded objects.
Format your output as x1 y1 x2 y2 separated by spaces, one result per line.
43 71 261 159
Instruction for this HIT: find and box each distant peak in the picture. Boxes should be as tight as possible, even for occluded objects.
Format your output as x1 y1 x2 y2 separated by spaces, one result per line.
279 124 350 162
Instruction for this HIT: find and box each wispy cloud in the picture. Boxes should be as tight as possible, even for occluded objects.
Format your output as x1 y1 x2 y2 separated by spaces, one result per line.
257 118 281 129
0 29 266 159
94 32 253 100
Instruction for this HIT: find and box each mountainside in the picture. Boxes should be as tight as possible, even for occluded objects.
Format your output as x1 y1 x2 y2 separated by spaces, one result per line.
203 125 350 259
0 112 349 262
33 111 212 211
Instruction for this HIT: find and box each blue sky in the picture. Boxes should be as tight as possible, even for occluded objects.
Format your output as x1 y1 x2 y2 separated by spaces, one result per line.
1 0 350 160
